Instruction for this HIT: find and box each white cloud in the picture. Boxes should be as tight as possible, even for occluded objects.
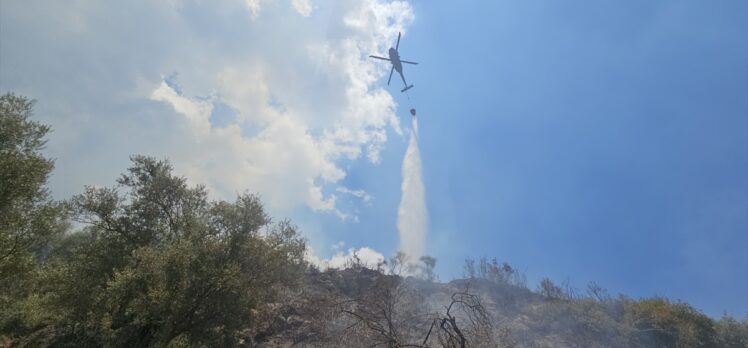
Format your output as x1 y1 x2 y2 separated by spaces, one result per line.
151 80 347 215
153 0 415 220
244 0 264 19
337 187 373 203
306 245 386 270
0 0 415 224
291 0 313 17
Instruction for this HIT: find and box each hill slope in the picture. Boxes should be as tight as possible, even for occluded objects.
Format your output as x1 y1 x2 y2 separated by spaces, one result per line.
250 266 748 348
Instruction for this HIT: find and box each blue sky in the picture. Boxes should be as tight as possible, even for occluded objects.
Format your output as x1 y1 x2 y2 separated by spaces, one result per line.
409 0 748 316
1 0 746 317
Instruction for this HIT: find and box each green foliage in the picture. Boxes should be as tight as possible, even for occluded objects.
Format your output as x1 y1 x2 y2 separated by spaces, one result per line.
10 156 306 347
0 93 66 341
0 93 64 279
715 315 748 348
625 298 718 347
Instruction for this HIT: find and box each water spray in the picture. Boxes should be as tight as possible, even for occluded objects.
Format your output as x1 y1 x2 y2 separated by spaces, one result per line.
397 92 426 261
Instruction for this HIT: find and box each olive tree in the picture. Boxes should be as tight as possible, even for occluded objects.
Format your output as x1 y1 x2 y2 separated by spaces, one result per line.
0 93 64 280
22 156 305 347
0 93 66 341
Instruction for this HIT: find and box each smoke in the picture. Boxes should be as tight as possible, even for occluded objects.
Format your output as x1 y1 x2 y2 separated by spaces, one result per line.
397 119 427 260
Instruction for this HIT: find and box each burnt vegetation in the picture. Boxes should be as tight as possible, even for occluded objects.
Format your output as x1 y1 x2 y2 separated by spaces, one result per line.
2 93 747 347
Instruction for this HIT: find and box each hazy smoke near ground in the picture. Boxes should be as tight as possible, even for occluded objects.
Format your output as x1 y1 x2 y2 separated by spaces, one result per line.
397 119 427 260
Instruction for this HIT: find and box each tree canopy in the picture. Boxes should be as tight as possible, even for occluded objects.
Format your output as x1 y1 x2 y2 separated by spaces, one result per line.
0 98 306 346
0 93 63 280
21 156 306 346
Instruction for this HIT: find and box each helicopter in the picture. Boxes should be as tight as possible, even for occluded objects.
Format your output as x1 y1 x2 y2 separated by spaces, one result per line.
369 32 418 92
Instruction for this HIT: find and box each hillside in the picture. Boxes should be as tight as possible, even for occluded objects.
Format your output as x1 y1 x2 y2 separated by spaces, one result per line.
246 265 748 347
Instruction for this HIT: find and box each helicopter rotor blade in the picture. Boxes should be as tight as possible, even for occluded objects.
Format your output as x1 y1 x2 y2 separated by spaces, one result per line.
369 55 390 61
387 65 394 85
395 32 401 50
